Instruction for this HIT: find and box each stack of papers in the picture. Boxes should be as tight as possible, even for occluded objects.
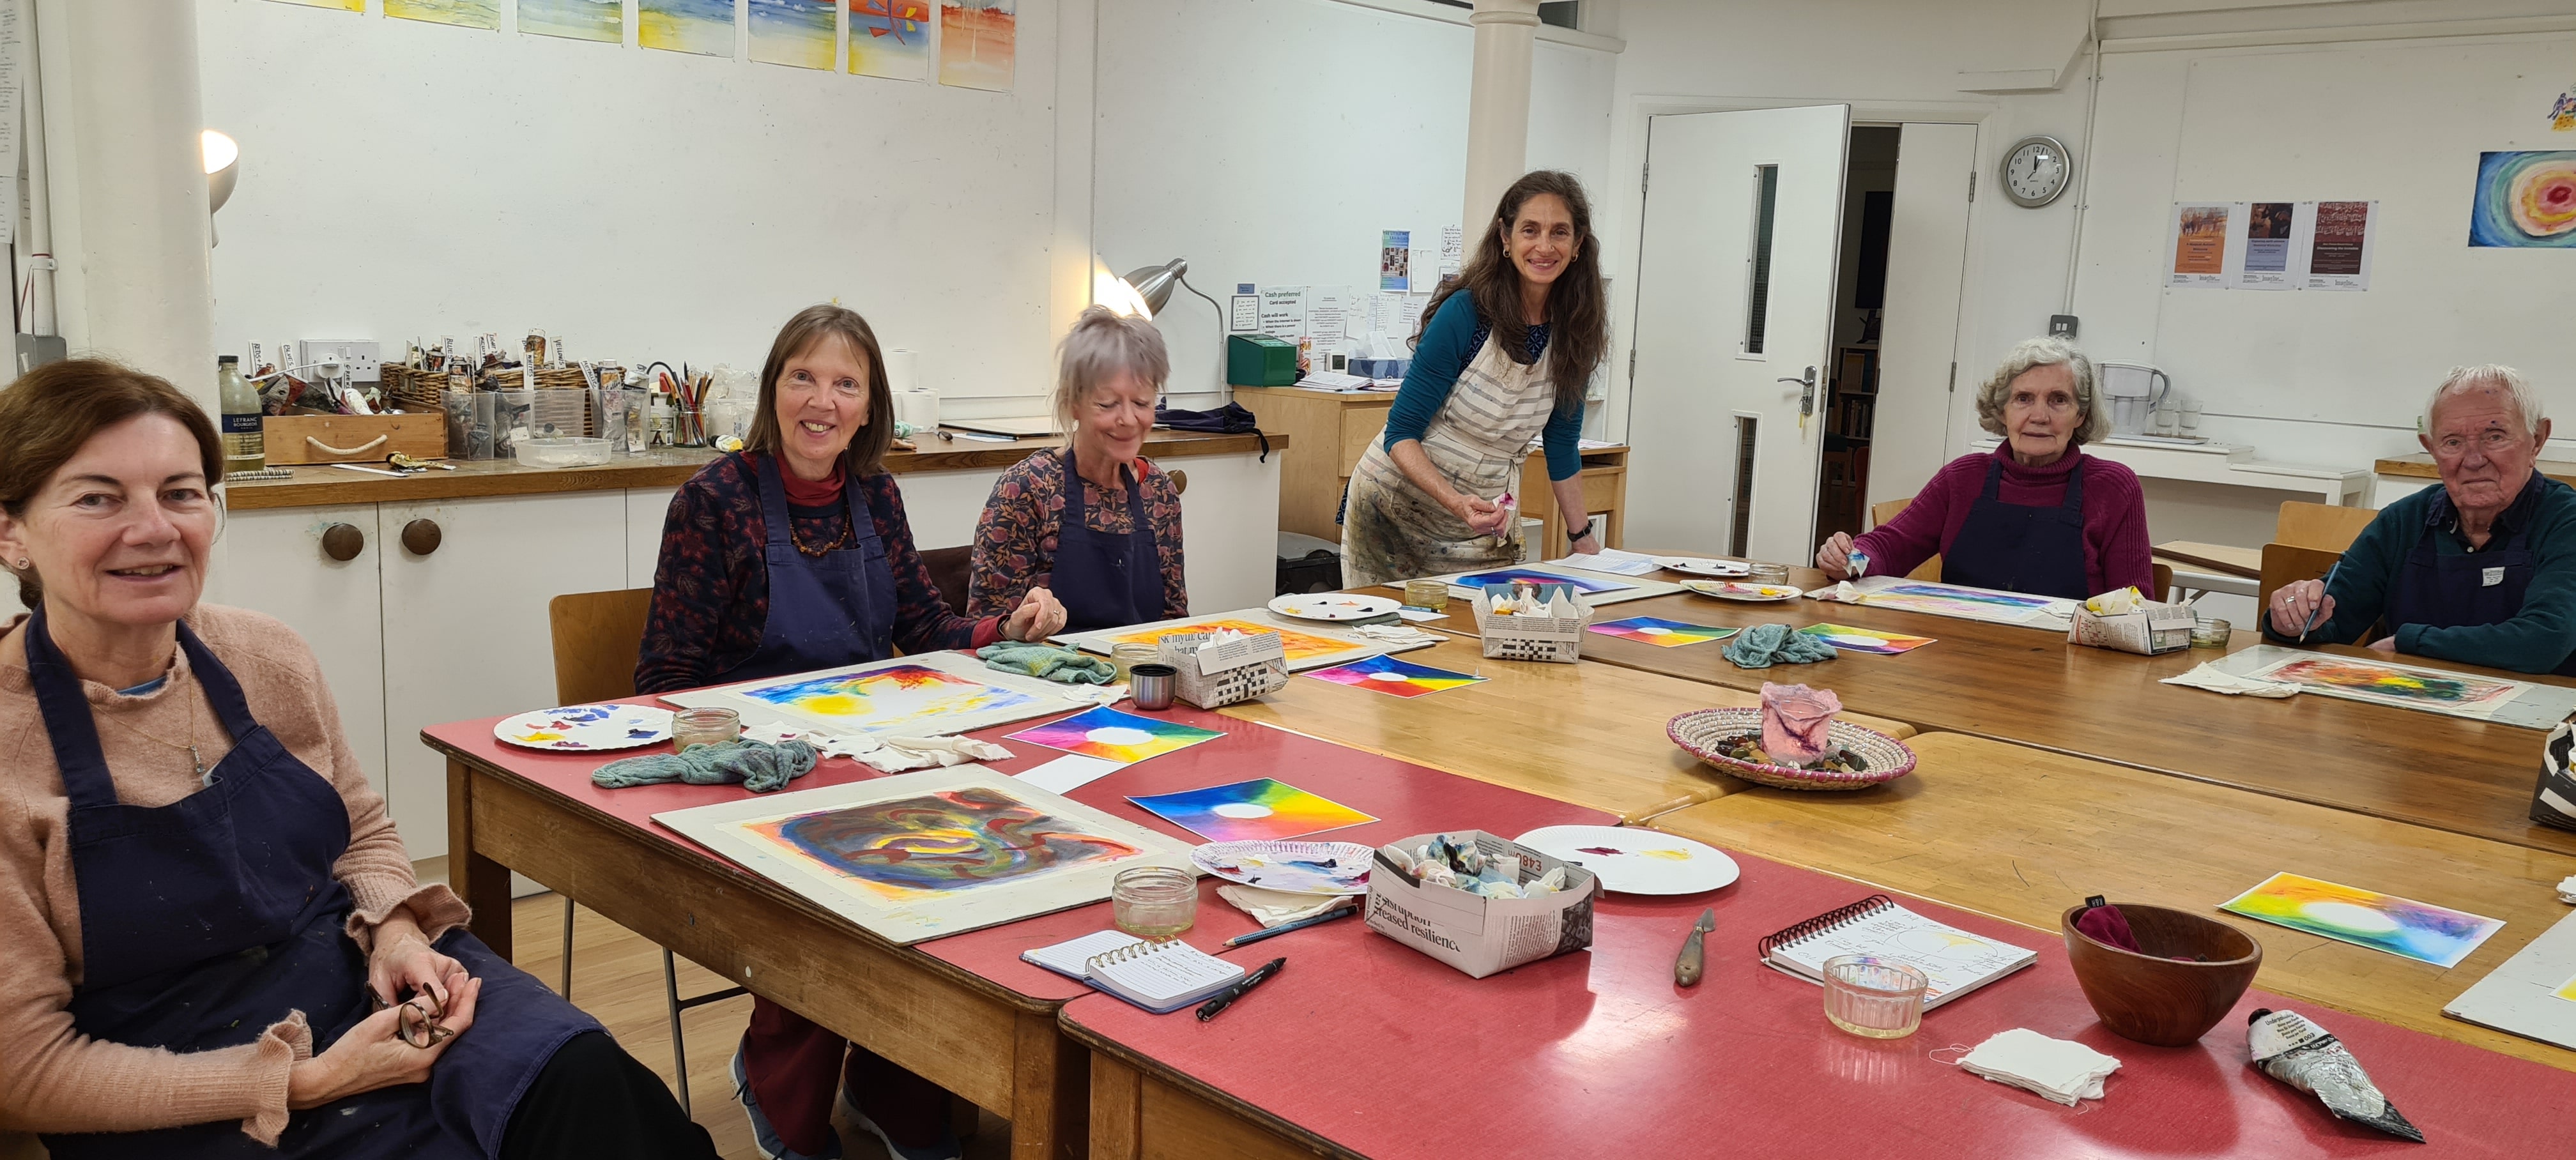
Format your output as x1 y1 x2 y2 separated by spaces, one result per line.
1294 370 1399 392
1556 548 1663 577
1956 1028 2121 1105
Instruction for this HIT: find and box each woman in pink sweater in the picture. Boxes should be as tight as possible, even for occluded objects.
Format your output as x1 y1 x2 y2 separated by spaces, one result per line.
0 361 717 1158
1816 338 2153 600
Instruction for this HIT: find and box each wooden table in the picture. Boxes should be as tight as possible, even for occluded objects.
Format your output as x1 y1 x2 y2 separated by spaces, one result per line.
1648 732 2576 1070
1218 636 1913 823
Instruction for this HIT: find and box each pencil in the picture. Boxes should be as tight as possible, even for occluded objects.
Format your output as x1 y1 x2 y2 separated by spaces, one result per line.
1223 903 1358 949
2298 560 2342 643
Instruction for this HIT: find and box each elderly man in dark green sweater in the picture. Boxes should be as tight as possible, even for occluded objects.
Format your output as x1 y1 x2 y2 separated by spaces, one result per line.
2266 365 2576 675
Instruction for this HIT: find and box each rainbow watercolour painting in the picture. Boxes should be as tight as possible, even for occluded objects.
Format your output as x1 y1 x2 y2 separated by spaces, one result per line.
1798 623 1936 655
1102 619 1361 667
1871 583 2055 610
1128 778 1378 844
661 653 1071 738
1006 706 1222 764
2246 655 2524 717
1587 616 1736 648
1305 653 1486 698
2468 151 2576 248
744 786 1140 901
2220 872 2504 968
1451 569 1635 595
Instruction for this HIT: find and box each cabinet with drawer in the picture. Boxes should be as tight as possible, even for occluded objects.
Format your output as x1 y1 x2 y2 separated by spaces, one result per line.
1236 385 1393 544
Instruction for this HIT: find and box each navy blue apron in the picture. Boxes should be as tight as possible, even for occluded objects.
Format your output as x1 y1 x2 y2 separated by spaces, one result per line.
1051 447 1163 633
719 453 900 684
2384 489 2576 676
1942 455 2093 601
29 607 595 1159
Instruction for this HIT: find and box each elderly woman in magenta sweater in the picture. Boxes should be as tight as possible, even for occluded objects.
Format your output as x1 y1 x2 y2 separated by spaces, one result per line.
1816 337 2153 600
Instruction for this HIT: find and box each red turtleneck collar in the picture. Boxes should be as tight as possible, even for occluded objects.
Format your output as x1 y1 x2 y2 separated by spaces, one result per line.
765 452 845 507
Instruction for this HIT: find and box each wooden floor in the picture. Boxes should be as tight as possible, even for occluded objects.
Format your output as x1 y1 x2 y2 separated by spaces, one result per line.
506 890 1014 1160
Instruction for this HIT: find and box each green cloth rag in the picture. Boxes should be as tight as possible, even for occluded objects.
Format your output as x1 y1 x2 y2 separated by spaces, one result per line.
592 738 818 793
1722 623 1838 669
977 641 1117 685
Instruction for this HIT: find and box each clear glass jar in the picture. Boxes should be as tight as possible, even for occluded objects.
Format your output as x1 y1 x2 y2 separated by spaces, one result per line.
671 707 741 752
1403 578 1450 612
1821 954 1929 1039
1110 866 1197 940
2191 617 2232 648
1108 643 1160 684
1747 562 1792 587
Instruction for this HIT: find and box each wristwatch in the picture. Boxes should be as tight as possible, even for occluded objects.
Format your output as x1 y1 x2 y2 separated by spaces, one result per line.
1568 523 1593 546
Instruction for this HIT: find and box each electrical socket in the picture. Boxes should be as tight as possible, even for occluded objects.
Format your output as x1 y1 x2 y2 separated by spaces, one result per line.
296 340 381 383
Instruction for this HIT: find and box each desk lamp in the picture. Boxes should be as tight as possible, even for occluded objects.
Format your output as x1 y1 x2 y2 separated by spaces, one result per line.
203 130 239 247
1104 257 1229 399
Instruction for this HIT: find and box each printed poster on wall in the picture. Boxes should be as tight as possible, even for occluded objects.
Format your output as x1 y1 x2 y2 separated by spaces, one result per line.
1379 230 1413 291
2235 201 2301 290
2306 200 2376 291
2167 202 2234 287
1258 287 1309 340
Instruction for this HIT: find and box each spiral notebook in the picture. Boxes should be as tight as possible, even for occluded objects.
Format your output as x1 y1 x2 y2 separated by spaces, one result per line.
1758 894 2038 1009
1022 930 1246 1014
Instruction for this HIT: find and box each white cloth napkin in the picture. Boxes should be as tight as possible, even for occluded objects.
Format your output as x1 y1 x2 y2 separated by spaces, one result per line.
1354 624 1444 645
1956 1028 2121 1106
2160 662 2301 698
2557 874 2576 904
742 722 1013 772
1216 884 1351 927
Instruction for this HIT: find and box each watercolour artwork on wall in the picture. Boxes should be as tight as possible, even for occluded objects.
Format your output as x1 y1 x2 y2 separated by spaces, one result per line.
2469 151 2576 249
938 0 1015 92
656 768 1195 943
518 0 622 42
851 0 934 80
660 652 1071 738
385 0 500 29
749 0 837 70
268 0 365 11
640 0 735 56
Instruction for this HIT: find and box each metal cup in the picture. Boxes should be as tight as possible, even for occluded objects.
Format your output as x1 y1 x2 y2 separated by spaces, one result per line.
1129 663 1178 711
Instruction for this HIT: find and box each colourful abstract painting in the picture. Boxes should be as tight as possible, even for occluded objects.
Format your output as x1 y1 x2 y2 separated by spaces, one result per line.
1129 778 1377 843
1305 653 1485 698
1588 616 1736 648
1797 623 1935 655
268 0 364 11
850 0 933 80
1452 568 1635 595
741 663 1044 731
938 0 1016 92
749 0 836 69
1008 706 1222 764
2470 151 2576 248
2249 655 2522 715
1874 583 2053 610
387 0 499 29
519 0 622 42
641 0 735 56
742 785 1142 903
1107 620 1358 667
2220 872 2504 968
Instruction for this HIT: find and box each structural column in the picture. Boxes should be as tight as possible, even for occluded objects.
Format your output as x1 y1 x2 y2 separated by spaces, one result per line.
1461 0 1542 236
42 0 217 405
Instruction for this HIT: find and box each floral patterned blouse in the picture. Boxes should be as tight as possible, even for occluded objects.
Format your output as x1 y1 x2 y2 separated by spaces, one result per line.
968 448 1188 620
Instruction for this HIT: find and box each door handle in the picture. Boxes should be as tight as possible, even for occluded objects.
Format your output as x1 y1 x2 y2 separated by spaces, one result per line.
319 523 364 562
401 519 443 556
1777 365 1819 417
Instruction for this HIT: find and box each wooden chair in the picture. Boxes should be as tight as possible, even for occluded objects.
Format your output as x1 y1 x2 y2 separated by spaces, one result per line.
2151 562 2174 603
2257 543 2343 618
920 546 972 615
545 588 744 1115
2275 501 2378 553
1859 495 1942 580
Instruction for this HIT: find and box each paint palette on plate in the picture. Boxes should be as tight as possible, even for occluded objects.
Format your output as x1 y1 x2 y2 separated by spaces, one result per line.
1191 840 1377 896
1305 653 1485 698
1130 778 1378 843
2220 871 2504 968
1006 706 1222 764
494 703 673 751
1512 825 1740 895
1588 616 1737 648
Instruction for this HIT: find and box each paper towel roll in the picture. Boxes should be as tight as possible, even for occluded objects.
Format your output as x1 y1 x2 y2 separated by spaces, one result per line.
885 348 919 395
892 388 940 429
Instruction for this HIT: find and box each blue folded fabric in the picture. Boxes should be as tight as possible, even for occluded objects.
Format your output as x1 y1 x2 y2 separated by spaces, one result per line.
1721 623 1838 669
592 738 819 793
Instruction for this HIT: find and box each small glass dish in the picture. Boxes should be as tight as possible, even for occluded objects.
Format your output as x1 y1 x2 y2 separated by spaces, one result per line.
1108 643 1160 683
1403 579 1451 613
1747 562 1792 587
671 706 741 751
1111 866 1197 940
1821 954 1929 1039
2191 617 2232 648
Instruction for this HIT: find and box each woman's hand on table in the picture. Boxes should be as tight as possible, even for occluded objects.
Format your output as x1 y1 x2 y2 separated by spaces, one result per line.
2267 579 2335 636
1007 587 1068 642
1452 494 1511 536
289 975 482 1108
367 911 464 1012
2365 635 2398 655
1815 531 1855 577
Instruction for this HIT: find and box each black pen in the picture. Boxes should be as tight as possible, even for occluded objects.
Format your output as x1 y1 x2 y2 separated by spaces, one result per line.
1195 957 1285 1021
1222 903 1356 949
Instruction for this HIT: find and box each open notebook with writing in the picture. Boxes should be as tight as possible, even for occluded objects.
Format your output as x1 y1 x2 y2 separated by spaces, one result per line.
1758 894 2039 1009
1023 930 1246 1014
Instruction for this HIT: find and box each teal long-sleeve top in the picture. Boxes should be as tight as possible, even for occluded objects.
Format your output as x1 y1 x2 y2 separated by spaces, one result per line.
1379 294 1586 481
2263 473 2576 673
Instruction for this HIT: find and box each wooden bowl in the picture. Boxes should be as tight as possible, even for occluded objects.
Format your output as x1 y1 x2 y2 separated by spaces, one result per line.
2060 903 2262 1047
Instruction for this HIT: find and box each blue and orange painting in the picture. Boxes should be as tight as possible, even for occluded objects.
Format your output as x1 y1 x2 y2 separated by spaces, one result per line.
640 0 735 56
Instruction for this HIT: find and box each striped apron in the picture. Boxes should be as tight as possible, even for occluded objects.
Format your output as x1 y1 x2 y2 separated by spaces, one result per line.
1342 329 1560 587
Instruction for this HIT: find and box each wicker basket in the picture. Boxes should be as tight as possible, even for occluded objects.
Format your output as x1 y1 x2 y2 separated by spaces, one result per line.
1666 707 1917 791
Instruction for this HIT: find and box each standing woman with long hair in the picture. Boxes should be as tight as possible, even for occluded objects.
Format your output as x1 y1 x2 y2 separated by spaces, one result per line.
1342 170 1609 585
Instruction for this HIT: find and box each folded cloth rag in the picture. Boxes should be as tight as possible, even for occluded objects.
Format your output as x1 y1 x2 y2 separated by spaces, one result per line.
1956 1028 2120 1106
2159 662 2299 698
592 738 819 793
1760 682 1843 765
1217 884 1354 927
977 642 1116 684
852 733 1016 773
1723 623 1838 669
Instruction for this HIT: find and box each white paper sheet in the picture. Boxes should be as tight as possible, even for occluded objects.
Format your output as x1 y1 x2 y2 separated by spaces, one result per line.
1015 754 1126 794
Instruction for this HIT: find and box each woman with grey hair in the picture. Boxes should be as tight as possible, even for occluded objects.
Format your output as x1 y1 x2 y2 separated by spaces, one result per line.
1815 336 2152 599
969 305 1188 630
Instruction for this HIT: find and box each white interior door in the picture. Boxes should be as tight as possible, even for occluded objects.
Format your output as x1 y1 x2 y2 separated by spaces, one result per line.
1869 122 1979 508
1624 105 1850 563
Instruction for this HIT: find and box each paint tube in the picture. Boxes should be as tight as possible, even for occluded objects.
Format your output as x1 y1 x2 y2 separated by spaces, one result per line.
2246 1009 2423 1143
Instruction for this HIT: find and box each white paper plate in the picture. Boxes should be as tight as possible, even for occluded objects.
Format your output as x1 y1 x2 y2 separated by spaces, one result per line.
1681 579 1802 602
494 703 673 752
1268 593 1402 622
1656 556 1753 578
1513 825 1740 895
1191 840 1377 896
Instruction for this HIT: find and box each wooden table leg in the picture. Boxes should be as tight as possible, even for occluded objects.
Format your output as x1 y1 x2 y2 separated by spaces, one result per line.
1011 1010 1089 1160
1088 1052 1142 1160
445 756 515 958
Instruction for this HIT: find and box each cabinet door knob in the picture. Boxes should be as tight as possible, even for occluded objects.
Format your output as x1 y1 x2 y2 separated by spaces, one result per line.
401 519 443 556
319 523 364 562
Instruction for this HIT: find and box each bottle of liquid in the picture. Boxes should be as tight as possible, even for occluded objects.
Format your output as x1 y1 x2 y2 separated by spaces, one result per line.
218 355 265 474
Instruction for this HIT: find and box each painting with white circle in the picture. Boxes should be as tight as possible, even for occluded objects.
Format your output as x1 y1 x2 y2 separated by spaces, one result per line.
1127 777 1378 844
1005 705 1223 764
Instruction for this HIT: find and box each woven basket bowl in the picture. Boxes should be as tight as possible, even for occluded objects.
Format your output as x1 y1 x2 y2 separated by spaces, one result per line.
1666 707 1917 791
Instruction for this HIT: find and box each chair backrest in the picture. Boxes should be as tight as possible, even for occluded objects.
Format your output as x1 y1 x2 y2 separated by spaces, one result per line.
2151 561 2174 602
2275 501 2378 553
919 546 972 616
548 588 656 705
2257 543 2343 613
1868 496 1910 531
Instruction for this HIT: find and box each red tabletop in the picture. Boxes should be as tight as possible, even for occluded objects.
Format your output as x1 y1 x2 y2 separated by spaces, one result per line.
1061 847 2575 1158
421 686 1616 1004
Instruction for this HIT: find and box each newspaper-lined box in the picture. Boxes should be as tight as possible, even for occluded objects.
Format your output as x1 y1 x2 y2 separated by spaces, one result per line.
1364 830 1598 979
2068 600 2196 655
1471 585 1592 663
1156 630 1289 708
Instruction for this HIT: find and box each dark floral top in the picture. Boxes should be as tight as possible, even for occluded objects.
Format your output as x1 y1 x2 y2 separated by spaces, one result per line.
636 452 999 694
967 448 1188 620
